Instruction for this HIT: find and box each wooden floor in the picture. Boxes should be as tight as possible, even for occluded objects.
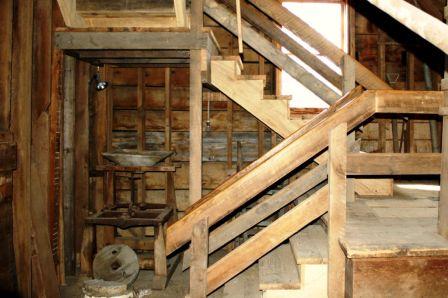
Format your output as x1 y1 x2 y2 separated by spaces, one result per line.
62 180 448 297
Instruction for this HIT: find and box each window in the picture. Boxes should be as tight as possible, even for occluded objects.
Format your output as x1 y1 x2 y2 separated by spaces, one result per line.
281 1 346 108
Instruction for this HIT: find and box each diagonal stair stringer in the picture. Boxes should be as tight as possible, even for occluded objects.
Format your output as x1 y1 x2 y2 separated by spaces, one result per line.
166 88 376 255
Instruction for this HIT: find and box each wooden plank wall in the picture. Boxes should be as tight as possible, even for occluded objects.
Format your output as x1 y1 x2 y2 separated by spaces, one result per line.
92 16 279 219
352 1 444 153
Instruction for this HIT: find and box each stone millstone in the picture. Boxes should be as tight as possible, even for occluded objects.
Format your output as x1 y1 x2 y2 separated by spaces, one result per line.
93 244 139 286
83 279 131 297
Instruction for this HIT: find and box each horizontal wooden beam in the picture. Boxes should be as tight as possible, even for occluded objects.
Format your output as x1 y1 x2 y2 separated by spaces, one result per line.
0 142 16 172
91 58 190 65
347 153 441 175
374 90 444 114
55 31 211 50
75 50 190 59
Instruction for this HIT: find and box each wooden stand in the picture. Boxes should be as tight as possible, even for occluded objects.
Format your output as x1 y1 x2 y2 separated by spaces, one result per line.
81 164 178 290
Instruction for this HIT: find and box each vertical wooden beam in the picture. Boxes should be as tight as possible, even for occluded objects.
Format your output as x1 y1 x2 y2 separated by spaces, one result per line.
11 0 34 295
165 68 172 154
63 55 76 275
189 218 209 298
29 0 61 294
74 61 90 258
153 224 168 289
341 55 356 202
406 52 416 153
189 0 204 205
226 101 233 170
348 0 356 57
328 122 347 298
438 80 448 238
174 0 187 27
137 67 145 152
235 0 243 54
258 56 266 157
377 31 387 152
0 0 12 131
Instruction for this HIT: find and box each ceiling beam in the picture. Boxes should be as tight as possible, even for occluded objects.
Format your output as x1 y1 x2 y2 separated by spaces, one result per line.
55 31 211 50
56 0 86 28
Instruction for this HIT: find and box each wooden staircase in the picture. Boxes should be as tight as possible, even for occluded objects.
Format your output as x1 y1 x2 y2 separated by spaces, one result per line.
210 56 303 138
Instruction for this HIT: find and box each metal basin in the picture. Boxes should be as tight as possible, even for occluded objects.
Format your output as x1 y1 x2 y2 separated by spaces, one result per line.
102 150 173 166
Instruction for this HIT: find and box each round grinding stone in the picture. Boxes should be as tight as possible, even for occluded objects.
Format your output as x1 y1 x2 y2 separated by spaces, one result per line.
93 244 139 286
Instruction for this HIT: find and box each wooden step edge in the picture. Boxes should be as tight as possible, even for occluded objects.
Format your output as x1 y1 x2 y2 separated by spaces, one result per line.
211 55 244 71
259 244 301 291
289 224 328 265
262 95 292 101
236 74 266 87
289 107 326 120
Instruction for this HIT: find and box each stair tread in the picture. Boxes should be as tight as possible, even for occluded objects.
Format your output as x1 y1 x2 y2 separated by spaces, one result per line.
259 244 301 290
211 55 243 71
290 224 328 265
223 263 261 298
263 95 292 101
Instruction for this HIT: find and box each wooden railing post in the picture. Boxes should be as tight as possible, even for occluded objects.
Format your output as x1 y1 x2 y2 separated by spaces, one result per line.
189 218 209 298
438 80 448 238
341 55 356 203
328 122 348 298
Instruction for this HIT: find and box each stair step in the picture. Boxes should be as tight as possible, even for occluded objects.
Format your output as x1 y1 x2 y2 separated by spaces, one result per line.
236 74 266 87
259 244 301 291
211 55 243 72
223 264 261 298
289 224 328 265
262 95 292 101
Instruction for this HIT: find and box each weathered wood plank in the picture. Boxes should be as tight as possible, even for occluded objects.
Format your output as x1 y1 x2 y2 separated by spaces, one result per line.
328 122 347 298
439 87 448 238
347 153 441 175
189 218 209 298
375 90 443 114
290 224 328 265
346 256 448 297
0 143 16 172
259 244 300 290
11 0 34 295
55 31 210 50
365 0 448 55
0 0 12 131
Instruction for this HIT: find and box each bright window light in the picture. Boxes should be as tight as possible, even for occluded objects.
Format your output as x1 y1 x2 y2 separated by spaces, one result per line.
281 2 344 108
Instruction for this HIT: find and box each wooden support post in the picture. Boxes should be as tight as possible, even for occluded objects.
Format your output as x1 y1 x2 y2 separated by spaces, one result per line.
11 0 34 294
341 55 356 202
226 101 233 171
258 56 266 157
328 122 347 298
439 80 448 238
189 0 204 205
75 61 90 258
63 55 76 275
235 0 243 54
153 224 168 290
377 31 387 153
189 218 209 298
